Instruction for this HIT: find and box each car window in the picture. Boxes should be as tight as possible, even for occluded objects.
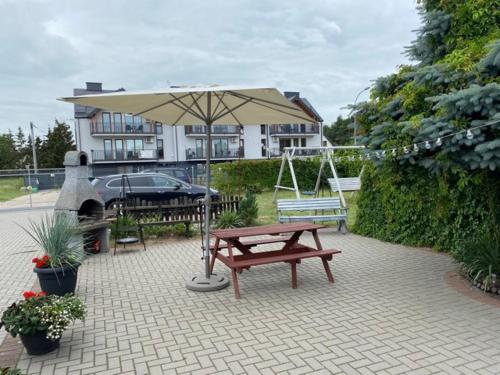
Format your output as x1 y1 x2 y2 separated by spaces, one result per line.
152 176 180 188
107 179 122 187
129 176 154 188
174 170 187 178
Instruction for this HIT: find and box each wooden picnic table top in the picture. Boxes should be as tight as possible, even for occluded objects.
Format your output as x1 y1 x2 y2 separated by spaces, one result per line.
210 222 325 240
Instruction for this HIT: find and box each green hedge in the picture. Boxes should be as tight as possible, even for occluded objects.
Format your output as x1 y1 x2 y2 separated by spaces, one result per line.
354 163 499 252
212 157 363 194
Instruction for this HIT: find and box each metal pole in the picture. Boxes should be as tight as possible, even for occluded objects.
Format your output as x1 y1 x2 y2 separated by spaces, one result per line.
26 165 32 208
204 93 212 279
350 87 370 146
30 122 38 173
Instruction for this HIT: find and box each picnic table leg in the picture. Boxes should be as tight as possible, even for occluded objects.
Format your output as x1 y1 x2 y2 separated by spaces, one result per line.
322 258 334 283
209 238 220 273
231 268 241 299
291 261 298 289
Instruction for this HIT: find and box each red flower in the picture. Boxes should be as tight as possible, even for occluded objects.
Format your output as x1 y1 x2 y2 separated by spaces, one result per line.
23 291 37 299
32 257 38 263
38 291 46 297
42 255 49 261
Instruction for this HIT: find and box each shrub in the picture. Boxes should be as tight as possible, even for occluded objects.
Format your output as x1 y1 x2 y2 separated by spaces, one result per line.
238 191 259 226
215 212 244 229
453 228 500 290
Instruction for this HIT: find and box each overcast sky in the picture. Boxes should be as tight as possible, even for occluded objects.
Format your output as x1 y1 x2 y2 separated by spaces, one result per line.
0 0 421 136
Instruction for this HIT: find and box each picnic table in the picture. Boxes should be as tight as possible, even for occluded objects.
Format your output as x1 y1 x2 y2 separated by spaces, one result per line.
210 222 341 298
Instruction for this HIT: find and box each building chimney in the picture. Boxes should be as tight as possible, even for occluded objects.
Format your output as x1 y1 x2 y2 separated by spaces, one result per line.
86 82 102 92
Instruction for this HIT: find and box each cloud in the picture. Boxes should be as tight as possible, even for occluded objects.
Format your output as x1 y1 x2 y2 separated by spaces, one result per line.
0 0 421 134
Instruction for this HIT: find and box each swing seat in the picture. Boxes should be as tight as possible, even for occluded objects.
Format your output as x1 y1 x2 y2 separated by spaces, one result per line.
277 198 348 233
328 177 361 192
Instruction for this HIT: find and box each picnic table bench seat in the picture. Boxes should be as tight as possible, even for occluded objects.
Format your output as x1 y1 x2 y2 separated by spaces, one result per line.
277 198 348 233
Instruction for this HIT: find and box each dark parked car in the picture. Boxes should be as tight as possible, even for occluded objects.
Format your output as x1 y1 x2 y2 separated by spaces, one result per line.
142 167 191 183
92 173 218 208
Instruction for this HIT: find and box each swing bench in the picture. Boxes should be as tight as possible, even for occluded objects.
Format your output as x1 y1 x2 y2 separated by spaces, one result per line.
273 146 364 233
277 198 347 233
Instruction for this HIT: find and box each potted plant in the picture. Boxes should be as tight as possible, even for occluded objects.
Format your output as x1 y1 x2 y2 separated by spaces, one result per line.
23 213 84 296
0 291 85 355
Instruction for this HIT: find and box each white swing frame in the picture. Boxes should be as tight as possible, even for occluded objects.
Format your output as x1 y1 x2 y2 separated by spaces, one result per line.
272 146 364 208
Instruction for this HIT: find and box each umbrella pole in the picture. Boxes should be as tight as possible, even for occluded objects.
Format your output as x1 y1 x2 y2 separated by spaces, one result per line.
186 92 230 292
204 121 212 279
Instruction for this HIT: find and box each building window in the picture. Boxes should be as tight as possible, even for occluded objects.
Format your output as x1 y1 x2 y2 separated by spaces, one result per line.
261 139 266 157
115 139 123 160
113 113 122 133
260 124 266 135
301 138 306 147
155 122 163 135
157 139 164 159
102 112 111 133
124 114 133 132
104 139 112 160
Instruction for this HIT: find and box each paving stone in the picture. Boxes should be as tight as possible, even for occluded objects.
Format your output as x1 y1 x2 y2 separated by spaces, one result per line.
0 209 499 374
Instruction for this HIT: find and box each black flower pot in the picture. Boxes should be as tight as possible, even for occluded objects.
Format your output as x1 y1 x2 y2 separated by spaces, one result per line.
19 331 60 355
34 264 79 296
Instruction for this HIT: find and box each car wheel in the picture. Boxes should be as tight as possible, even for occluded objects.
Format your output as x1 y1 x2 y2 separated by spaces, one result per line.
106 200 119 210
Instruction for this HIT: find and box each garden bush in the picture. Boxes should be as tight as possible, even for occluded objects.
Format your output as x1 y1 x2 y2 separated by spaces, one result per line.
352 0 499 263
213 155 363 194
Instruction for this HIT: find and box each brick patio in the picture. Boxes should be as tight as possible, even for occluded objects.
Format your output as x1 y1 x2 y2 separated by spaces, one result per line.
1 209 499 374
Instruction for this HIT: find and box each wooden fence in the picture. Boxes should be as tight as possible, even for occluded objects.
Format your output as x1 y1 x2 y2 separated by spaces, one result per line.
106 195 241 226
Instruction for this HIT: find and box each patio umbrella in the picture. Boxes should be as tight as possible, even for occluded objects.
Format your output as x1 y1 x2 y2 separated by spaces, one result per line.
59 85 317 291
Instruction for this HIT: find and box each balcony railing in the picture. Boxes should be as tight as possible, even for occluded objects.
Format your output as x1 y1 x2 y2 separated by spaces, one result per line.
185 148 244 160
269 124 319 135
91 149 158 162
185 125 241 135
267 148 321 157
90 122 155 135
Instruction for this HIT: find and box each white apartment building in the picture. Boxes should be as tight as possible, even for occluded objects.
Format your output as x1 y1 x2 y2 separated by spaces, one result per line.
73 82 325 176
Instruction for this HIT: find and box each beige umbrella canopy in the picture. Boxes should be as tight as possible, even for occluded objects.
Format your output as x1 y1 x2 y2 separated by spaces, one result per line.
59 85 317 292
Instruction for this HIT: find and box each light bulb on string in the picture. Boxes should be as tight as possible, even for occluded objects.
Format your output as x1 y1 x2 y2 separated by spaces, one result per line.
381 150 386 158
358 154 363 161
392 149 396 157
436 137 442 146
403 146 409 154
413 143 419 153
425 141 431 150
366 153 371 160
466 129 473 140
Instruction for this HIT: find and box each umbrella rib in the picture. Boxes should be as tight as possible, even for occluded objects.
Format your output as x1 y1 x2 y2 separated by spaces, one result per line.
134 93 193 117
240 99 317 123
211 98 253 123
211 92 226 120
213 92 243 126
226 91 305 112
171 94 205 125
170 100 206 123
188 92 207 120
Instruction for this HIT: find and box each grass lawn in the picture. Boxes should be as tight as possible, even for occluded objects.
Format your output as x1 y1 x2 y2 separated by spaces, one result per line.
256 188 358 229
0 177 26 202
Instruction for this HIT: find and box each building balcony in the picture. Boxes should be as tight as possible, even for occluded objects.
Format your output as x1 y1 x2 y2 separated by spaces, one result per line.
269 124 319 136
184 125 241 136
185 148 244 160
91 149 158 163
90 122 156 135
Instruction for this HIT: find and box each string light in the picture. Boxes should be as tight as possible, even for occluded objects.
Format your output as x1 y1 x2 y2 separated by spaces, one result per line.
326 120 498 164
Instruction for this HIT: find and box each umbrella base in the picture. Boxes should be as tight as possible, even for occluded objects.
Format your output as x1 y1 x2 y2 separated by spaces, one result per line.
186 273 230 292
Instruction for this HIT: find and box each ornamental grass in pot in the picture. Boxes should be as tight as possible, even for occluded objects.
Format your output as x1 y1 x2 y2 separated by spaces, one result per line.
23 213 84 296
0 292 85 355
